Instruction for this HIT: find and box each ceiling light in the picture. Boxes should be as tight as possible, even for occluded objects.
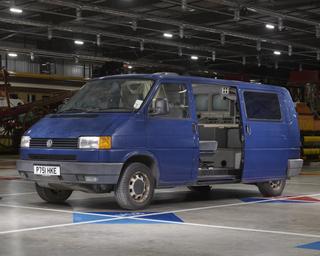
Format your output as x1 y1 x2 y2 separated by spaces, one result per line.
163 33 173 38
265 24 275 30
10 7 23 14
74 40 84 45
8 52 18 57
191 55 198 60
273 50 281 55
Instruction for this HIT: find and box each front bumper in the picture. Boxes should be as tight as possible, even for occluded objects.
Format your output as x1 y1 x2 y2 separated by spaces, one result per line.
16 160 123 185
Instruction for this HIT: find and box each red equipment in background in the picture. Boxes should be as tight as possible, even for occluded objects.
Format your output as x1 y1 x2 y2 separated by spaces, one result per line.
0 68 74 153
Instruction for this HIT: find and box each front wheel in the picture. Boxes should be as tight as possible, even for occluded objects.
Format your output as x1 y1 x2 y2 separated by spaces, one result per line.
115 163 155 210
257 180 286 197
35 183 72 203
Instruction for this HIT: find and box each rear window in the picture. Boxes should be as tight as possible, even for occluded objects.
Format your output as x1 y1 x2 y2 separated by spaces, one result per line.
244 91 281 120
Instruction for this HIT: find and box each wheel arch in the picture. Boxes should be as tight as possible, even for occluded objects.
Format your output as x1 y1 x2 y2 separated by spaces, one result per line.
122 152 160 185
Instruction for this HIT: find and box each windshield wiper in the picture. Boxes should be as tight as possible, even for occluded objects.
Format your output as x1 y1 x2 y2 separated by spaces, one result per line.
87 107 133 112
58 108 86 113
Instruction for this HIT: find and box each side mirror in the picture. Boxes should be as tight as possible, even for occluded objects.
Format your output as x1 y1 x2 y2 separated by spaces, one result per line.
150 98 169 116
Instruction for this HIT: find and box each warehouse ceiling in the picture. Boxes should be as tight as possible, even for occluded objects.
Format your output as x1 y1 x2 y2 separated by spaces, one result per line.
0 0 320 82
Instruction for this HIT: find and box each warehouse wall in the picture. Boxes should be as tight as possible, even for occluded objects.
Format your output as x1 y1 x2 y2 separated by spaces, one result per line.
0 52 92 78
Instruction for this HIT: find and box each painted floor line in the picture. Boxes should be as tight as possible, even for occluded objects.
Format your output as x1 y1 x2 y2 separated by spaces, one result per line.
0 192 320 235
0 192 36 197
1 192 320 221
127 218 320 239
1 208 320 239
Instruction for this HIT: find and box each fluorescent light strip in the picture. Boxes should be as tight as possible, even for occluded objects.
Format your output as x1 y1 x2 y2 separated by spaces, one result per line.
163 33 173 38
10 7 23 13
265 24 275 30
74 40 84 45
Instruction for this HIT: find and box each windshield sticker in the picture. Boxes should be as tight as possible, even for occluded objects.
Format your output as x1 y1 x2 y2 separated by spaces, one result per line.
133 100 143 109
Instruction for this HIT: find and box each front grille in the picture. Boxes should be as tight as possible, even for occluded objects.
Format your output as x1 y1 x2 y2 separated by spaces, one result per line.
30 138 78 149
29 154 76 161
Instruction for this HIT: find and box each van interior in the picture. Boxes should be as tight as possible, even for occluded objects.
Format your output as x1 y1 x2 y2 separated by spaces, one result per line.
192 84 243 183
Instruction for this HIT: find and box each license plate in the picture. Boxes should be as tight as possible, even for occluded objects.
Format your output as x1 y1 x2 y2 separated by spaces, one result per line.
33 165 61 176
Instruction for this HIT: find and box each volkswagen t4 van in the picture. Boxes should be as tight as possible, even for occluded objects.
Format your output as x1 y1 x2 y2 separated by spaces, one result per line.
17 74 303 209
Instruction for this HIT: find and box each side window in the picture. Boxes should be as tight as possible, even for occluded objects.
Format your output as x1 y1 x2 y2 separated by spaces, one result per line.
244 91 281 120
149 83 189 119
194 94 209 111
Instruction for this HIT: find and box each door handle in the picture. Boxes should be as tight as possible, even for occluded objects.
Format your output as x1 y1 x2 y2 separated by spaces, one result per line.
245 125 251 135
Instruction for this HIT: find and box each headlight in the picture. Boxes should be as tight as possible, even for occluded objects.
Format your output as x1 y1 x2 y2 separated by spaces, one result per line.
78 136 112 149
20 136 31 148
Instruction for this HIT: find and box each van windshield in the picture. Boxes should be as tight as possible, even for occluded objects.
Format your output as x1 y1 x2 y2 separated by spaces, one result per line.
59 78 154 113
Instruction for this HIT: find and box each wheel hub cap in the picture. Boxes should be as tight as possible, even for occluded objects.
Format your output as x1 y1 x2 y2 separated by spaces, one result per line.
269 180 281 189
129 172 150 202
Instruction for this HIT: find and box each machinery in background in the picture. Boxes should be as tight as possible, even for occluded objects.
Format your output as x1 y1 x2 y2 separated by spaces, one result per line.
0 68 74 153
287 70 320 162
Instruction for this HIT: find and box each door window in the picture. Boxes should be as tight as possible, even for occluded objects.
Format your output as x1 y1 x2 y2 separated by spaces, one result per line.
244 91 281 120
149 83 189 118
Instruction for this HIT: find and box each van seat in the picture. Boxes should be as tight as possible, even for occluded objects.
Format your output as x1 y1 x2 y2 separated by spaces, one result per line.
199 141 218 155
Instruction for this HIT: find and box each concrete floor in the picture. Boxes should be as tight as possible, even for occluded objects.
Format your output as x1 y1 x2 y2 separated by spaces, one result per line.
0 165 320 256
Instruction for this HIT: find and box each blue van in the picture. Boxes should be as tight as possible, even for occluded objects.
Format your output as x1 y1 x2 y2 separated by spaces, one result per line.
17 74 303 209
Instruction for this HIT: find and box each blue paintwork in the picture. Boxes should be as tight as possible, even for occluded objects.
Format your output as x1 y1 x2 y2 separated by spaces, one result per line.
21 73 301 186
297 241 320 251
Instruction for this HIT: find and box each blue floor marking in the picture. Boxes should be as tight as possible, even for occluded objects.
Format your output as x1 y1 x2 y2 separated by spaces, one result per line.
73 212 184 224
240 197 312 204
297 241 320 251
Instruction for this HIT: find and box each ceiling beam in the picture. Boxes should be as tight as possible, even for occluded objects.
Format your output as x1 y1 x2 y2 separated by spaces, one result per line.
0 17 216 53
37 0 319 51
205 0 320 27
0 45 182 70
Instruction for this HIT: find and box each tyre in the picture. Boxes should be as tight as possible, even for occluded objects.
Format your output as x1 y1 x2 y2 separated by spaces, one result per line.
115 162 155 210
257 180 286 197
187 185 212 192
35 183 72 203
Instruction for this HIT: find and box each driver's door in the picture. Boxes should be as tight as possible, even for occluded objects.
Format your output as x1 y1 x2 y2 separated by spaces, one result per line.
146 81 197 184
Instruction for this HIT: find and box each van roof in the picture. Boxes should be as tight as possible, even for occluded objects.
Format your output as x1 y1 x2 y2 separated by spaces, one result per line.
94 73 288 93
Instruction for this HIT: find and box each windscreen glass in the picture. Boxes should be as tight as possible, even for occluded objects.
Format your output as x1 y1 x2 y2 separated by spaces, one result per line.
59 79 153 113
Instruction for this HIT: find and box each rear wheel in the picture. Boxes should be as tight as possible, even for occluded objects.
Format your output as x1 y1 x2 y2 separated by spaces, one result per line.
115 163 155 210
35 183 72 203
187 185 212 193
257 180 286 197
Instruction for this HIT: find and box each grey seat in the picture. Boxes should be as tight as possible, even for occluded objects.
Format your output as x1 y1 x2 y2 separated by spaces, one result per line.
199 141 218 157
